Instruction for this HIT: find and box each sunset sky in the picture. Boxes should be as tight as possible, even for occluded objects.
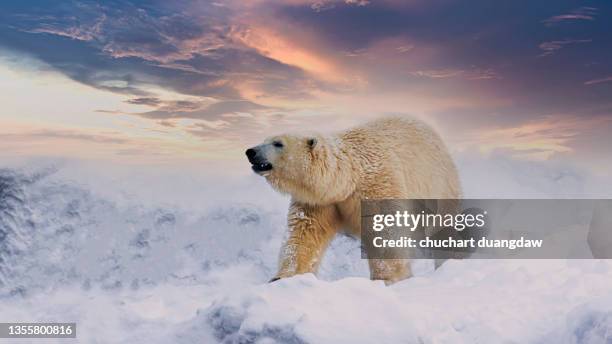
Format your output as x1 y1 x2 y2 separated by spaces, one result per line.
1 0 611 175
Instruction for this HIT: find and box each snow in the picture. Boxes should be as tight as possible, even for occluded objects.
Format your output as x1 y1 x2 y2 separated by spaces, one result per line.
203 261 612 344
1 157 612 343
561 295 612 344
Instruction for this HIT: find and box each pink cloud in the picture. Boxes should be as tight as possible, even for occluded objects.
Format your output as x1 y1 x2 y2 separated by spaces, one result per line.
457 115 612 161
584 76 612 86
410 68 499 80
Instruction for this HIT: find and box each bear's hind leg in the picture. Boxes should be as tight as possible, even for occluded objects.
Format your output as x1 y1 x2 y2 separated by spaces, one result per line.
368 258 411 285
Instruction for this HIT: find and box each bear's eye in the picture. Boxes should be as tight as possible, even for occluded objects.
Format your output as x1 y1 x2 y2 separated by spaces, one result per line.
272 141 284 148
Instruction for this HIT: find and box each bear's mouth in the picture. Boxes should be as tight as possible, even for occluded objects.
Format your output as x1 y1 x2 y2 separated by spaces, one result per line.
251 162 273 173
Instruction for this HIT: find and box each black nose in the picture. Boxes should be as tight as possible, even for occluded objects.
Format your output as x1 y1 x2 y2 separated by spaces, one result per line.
245 148 256 159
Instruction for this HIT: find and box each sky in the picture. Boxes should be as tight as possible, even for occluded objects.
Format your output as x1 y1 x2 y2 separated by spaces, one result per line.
0 0 611 176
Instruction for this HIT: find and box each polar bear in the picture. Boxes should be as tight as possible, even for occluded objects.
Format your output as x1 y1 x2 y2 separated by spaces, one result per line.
245 117 461 283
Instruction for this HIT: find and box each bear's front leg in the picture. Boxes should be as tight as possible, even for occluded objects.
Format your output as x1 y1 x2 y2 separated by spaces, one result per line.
271 202 340 281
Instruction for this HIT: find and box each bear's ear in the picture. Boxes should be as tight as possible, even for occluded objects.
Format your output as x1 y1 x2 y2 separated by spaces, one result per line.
307 137 317 149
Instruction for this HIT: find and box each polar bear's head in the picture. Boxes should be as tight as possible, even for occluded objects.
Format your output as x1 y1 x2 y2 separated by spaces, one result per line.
246 134 355 205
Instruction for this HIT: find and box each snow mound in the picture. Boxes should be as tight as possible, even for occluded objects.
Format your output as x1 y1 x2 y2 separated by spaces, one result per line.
196 261 612 344
205 275 418 344
561 295 612 344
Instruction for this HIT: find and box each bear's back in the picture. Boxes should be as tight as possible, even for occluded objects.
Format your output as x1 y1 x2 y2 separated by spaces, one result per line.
340 117 461 200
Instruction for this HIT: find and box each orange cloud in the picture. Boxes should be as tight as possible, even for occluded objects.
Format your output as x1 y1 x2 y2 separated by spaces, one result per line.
231 25 344 83
466 115 611 160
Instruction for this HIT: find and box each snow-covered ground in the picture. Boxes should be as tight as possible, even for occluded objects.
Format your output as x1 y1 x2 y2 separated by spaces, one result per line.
1 157 611 343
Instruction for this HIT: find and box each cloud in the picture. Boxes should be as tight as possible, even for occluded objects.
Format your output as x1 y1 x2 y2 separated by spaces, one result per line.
231 25 336 81
410 68 499 80
125 97 163 107
453 114 612 161
543 7 598 26
133 100 274 120
27 22 104 42
411 69 464 79
158 120 176 128
584 76 612 86
20 4 227 65
98 13 227 64
0 129 128 144
538 39 592 57
310 0 369 12
3 0 610 112
21 9 106 41
1 1 327 102
396 45 414 53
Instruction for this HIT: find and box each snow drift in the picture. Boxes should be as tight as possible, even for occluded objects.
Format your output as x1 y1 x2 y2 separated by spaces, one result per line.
1 159 611 343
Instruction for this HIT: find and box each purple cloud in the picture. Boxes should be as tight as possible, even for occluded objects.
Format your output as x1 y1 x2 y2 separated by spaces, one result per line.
543 7 598 26
538 39 592 57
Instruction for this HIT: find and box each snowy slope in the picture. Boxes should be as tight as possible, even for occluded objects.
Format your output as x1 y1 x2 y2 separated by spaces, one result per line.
202 261 612 344
1 159 611 343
